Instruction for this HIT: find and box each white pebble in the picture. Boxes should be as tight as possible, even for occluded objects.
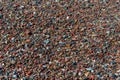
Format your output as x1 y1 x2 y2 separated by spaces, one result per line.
33 11 36 14
20 5 24 9
66 16 69 20
78 72 81 76
61 69 65 71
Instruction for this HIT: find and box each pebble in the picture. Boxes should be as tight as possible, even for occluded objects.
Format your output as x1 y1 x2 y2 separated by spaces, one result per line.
59 41 65 45
66 16 69 20
20 5 24 9
12 74 17 78
43 39 50 44
11 37 15 42
10 60 16 65
86 67 93 71
78 72 81 76
117 70 120 73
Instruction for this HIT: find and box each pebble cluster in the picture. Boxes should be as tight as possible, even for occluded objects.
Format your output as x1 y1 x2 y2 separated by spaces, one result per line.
0 0 120 80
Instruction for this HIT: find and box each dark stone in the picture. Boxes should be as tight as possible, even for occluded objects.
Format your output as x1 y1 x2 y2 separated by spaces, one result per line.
81 38 88 42
0 14 3 19
72 61 77 65
28 32 33 35
70 40 76 45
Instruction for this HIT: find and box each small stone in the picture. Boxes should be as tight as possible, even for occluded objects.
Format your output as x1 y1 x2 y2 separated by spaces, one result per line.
57 47 61 51
43 65 47 68
86 67 93 71
43 39 50 44
59 41 65 44
72 37 77 40
66 16 69 20
49 61 52 64
72 61 77 65
117 70 120 73
11 60 16 64
11 37 15 42
85 72 89 77
73 72 77 76
28 32 32 36
12 74 17 78
0 13 3 19
24 43 28 49
26 38 31 42
17 68 22 72
20 5 24 9
81 38 88 42
78 72 81 76
91 32 97 37
0 63 4 68
34 47 37 51
26 71 32 75
106 30 110 35
66 44 70 47
61 69 65 72
33 11 36 14
91 70 94 73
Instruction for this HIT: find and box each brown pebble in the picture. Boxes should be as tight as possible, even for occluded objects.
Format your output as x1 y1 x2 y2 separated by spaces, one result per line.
26 38 30 42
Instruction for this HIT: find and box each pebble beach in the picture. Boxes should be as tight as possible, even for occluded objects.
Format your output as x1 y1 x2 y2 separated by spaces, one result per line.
0 0 120 80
